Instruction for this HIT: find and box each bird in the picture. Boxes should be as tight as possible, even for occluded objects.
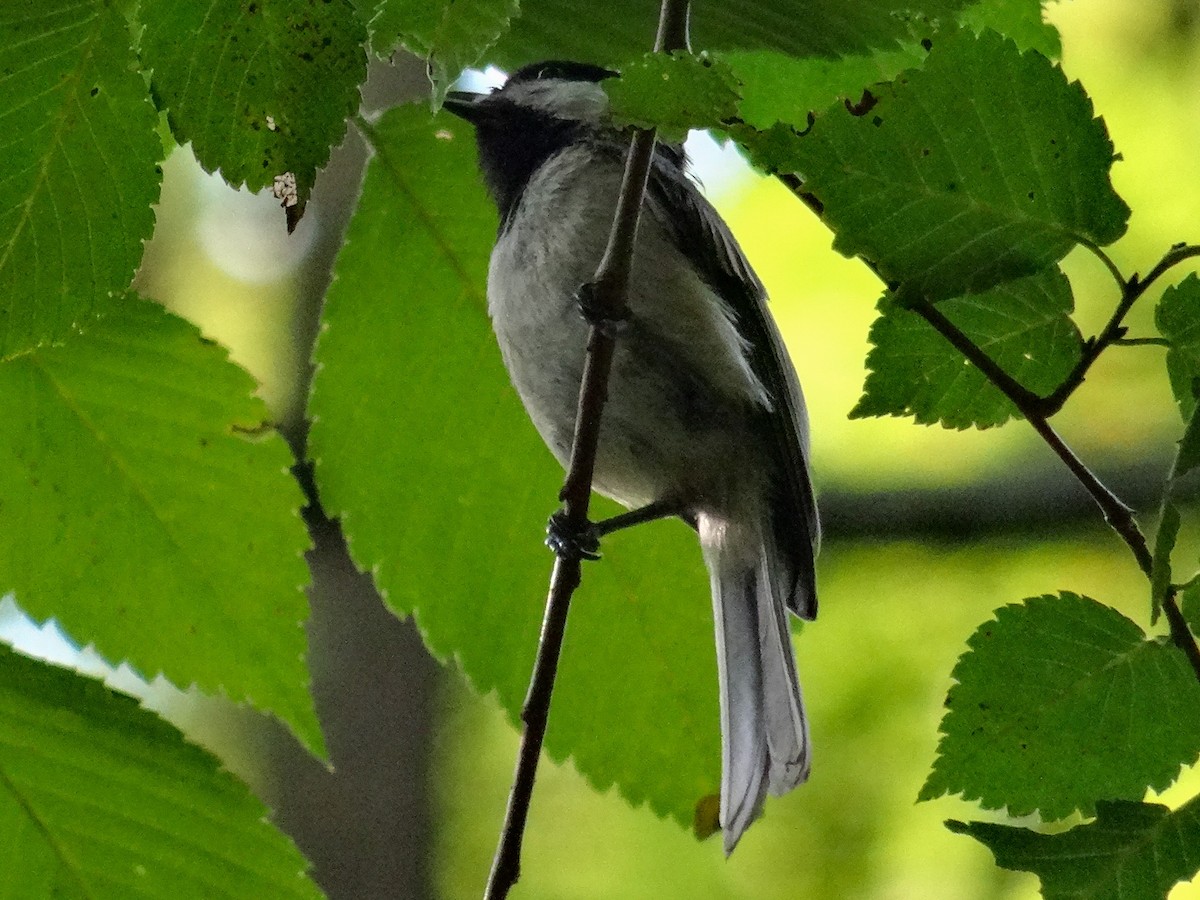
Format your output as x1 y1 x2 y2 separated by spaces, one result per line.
444 59 819 854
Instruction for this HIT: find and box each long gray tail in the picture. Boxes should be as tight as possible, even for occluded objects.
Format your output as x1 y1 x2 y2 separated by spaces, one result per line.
702 519 810 855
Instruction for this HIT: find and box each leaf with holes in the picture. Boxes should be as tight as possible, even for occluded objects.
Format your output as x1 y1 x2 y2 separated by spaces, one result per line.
1155 273 1200 420
0 645 321 899
0 296 322 756
724 46 924 131
739 29 1128 300
851 268 1081 429
920 593 1200 820
140 0 366 204
725 0 1059 132
0 0 160 358
309 104 721 826
949 798 1200 900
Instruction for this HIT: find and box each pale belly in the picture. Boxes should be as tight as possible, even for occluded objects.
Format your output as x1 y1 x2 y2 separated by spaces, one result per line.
488 217 762 512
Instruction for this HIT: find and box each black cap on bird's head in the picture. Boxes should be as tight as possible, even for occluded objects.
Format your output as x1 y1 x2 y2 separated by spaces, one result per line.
506 59 619 85
443 61 621 221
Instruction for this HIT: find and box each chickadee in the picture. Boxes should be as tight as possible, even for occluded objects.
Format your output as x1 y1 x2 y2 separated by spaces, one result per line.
445 60 819 854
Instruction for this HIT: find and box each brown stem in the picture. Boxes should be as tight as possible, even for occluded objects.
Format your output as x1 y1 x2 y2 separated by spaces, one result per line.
907 297 1045 412
655 0 691 52
484 556 581 900
909 297 1152 566
483 4 690 898
1038 243 1200 415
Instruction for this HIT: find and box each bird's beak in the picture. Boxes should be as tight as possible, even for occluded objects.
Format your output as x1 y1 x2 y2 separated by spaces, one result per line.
443 91 488 123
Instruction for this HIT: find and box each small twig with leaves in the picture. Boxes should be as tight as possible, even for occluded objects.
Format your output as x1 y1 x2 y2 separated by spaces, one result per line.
483 3 690 898
901 251 1200 683
1036 243 1200 416
777 154 1200 679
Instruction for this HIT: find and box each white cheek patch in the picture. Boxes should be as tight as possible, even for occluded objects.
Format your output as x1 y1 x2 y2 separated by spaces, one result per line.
504 79 610 124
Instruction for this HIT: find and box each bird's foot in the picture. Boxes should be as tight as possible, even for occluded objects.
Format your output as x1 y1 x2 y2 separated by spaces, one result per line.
546 510 601 561
574 282 628 338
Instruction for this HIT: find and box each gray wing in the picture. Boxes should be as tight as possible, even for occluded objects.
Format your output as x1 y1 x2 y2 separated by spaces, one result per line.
647 149 820 619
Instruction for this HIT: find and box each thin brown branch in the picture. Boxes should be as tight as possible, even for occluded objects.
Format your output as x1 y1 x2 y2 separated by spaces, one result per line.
914 293 1154 564
907 297 1045 411
1113 336 1171 347
909 298 1144 554
655 0 691 52
1019 415 1151 574
1135 242 1200 295
1039 242 1200 415
484 4 690 898
776 177 1200 424
484 131 656 900
556 127 660 517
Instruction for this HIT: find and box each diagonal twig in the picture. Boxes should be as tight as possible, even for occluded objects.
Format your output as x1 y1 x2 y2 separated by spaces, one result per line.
906 298 1200 684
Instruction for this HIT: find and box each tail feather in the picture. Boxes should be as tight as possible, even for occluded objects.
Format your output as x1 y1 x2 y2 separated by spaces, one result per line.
703 517 810 855
709 560 769 853
757 550 810 795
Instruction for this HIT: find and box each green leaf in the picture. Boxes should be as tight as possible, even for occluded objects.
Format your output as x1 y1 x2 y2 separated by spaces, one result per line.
0 296 322 757
491 0 971 66
0 645 322 899
1173 391 1200 480
958 0 1061 58
0 1 161 358
920 593 1200 819
1150 395 1200 619
851 268 1081 429
1182 587 1200 635
370 0 518 97
724 1 1059 132
1147 400 1200 619
140 0 367 202
1155 273 1200 421
309 105 719 826
1151 503 1181 620
949 798 1200 900
606 52 741 141
739 29 1129 300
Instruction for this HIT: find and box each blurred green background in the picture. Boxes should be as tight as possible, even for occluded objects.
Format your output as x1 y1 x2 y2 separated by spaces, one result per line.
77 1 1200 897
